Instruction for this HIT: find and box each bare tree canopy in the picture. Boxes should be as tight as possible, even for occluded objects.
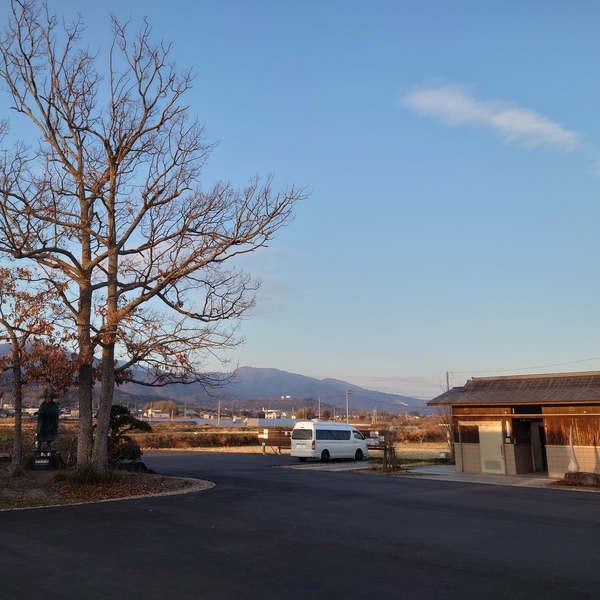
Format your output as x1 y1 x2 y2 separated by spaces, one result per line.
0 1 305 471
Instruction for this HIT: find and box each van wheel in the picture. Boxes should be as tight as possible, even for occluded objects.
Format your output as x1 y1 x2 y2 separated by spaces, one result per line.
298 457 307 462
355 449 363 461
321 449 330 462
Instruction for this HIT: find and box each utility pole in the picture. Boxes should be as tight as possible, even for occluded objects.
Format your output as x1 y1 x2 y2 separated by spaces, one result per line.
318 396 321 420
445 371 454 460
217 399 221 425
345 390 352 423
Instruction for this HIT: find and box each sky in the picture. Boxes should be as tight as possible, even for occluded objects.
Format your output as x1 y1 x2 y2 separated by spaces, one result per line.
2 1 600 399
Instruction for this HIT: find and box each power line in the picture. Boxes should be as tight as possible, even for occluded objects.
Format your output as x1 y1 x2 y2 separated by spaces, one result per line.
319 391 416 408
451 355 600 376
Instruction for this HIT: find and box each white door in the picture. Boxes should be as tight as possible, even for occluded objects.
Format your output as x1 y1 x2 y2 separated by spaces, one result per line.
479 422 506 474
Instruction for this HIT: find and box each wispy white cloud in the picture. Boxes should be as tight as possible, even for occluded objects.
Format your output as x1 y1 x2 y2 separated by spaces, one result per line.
404 85 580 151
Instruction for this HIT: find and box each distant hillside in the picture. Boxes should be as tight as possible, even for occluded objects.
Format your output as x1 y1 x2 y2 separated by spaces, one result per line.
115 366 431 414
0 348 431 414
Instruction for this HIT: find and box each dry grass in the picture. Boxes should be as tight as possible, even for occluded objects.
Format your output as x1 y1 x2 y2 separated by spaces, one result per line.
154 445 266 454
373 442 449 461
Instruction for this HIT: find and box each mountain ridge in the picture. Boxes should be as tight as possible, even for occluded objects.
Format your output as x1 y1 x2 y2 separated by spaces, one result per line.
0 345 431 413
116 365 431 413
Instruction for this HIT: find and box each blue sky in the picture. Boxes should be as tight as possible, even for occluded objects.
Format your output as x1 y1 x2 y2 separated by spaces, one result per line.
3 1 600 399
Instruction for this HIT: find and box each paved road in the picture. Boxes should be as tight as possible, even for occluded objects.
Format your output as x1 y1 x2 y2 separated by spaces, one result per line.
1 451 599 600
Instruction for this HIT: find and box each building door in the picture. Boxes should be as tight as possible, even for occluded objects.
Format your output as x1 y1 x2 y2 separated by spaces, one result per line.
530 421 547 472
479 422 506 474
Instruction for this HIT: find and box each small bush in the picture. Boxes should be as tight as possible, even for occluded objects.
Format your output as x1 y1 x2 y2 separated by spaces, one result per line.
106 405 152 466
54 468 123 486
0 427 13 453
110 438 143 462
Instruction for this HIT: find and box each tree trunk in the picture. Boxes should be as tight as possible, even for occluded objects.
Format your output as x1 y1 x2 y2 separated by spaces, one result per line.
8 339 24 477
91 246 118 473
76 283 94 470
92 343 115 472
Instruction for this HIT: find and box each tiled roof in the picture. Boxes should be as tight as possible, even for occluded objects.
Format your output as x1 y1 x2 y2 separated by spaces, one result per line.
428 371 600 406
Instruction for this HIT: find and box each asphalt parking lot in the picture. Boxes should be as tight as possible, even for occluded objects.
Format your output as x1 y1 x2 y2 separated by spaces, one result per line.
1 451 599 600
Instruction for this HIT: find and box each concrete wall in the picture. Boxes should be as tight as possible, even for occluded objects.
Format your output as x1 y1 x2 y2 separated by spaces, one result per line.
456 442 534 475
546 445 600 478
504 444 515 475
456 441 600 478
456 442 481 473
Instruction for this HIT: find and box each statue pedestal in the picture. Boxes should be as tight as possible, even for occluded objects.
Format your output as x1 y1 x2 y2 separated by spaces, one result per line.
23 453 65 471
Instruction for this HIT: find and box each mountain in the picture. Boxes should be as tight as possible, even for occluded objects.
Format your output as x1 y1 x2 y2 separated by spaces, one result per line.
114 366 431 414
0 344 431 413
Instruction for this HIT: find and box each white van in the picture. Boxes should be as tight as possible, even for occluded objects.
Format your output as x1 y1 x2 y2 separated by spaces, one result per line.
290 421 369 462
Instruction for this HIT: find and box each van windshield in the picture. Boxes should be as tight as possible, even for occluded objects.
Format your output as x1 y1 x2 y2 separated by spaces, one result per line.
292 429 312 440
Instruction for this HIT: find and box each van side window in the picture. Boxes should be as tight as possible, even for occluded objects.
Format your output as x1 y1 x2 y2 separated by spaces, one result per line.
291 429 312 440
314 429 353 440
353 432 364 440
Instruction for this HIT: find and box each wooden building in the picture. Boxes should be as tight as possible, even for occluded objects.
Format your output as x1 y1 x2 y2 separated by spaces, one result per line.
428 371 600 478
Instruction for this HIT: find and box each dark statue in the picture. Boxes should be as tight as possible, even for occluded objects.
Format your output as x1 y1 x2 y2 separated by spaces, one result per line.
35 388 60 454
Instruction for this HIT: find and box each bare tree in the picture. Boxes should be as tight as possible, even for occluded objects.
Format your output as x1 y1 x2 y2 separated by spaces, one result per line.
435 405 454 461
380 425 399 471
0 1 304 472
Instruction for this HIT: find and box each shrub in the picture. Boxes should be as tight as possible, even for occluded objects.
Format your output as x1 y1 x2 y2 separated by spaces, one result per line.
106 405 152 466
0 428 12 453
54 468 123 486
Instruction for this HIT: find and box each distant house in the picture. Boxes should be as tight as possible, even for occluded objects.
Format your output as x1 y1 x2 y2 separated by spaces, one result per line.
263 409 281 419
428 371 600 478
143 409 170 419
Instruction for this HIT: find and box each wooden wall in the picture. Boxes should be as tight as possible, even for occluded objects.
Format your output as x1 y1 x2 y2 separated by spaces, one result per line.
544 416 600 446
453 424 479 444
